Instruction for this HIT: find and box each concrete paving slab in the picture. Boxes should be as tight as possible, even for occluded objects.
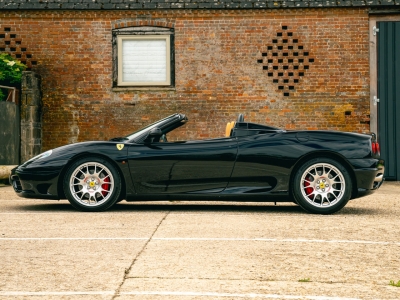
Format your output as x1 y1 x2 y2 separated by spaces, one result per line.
0 294 113 300
0 210 169 238
151 205 400 243
125 240 400 284
0 183 399 299
118 279 400 299
0 184 18 199
0 240 146 293
120 239 400 299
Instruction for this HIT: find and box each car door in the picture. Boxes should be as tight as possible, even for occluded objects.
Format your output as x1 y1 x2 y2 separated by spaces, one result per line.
127 138 238 194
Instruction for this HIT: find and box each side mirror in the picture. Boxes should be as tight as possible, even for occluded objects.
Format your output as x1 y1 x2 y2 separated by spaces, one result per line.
144 128 163 144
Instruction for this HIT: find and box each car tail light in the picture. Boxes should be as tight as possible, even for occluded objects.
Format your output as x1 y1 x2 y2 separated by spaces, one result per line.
372 142 380 156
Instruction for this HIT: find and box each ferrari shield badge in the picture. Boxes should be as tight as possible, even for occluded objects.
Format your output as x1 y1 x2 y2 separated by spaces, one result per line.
116 144 124 151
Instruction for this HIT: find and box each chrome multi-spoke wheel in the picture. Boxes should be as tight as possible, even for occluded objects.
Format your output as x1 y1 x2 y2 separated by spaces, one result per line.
64 157 121 211
293 158 352 214
69 162 114 207
300 163 345 207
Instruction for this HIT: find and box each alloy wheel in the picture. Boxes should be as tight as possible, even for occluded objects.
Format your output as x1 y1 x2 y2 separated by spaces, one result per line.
69 162 114 207
300 163 346 208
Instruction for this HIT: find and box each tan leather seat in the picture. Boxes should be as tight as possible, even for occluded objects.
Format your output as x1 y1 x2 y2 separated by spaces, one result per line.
225 121 235 137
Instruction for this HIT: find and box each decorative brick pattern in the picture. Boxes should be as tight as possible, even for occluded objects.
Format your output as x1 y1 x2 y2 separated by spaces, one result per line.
0 9 372 150
257 25 315 97
0 26 36 69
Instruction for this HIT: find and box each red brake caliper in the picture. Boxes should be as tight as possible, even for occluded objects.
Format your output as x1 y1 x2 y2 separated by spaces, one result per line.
101 177 110 197
304 176 314 199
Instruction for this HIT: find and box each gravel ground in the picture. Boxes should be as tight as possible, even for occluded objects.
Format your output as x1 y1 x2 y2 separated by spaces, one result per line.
0 182 400 300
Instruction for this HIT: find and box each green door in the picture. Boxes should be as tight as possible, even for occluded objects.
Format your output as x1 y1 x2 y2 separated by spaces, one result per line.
377 21 400 180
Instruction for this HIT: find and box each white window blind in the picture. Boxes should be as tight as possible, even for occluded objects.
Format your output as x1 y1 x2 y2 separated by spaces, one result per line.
118 35 170 86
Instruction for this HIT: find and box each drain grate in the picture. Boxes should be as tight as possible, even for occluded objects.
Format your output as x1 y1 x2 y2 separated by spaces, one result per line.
258 25 315 97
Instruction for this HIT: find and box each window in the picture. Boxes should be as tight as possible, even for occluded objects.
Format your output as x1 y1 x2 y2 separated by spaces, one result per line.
118 35 170 86
113 26 174 87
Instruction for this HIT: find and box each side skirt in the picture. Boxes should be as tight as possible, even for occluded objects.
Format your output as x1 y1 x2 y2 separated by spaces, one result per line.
125 193 290 202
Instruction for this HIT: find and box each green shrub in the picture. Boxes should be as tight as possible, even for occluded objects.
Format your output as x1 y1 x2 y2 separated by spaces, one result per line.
0 53 27 101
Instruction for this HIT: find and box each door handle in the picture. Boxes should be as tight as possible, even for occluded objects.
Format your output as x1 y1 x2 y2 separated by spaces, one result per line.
373 96 380 106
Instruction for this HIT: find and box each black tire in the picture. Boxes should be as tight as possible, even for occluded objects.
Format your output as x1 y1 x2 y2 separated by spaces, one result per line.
292 158 352 214
63 157 122 212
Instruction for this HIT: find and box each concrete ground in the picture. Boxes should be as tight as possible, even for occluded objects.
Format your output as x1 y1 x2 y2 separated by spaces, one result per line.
0 182 400 300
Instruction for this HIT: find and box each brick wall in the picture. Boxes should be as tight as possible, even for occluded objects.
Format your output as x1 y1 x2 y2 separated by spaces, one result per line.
0 8 370 150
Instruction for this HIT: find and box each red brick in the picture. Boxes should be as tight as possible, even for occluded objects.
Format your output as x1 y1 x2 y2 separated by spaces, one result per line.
0 8 371 150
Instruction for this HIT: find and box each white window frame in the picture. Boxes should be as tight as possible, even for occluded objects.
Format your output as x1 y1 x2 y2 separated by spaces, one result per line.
117 35 171 86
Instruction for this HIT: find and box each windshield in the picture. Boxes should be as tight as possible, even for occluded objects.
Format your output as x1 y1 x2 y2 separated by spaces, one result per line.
123 114 181 141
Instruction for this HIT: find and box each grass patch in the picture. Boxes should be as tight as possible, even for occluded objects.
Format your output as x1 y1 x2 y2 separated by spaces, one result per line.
389 280 400 287
298 278 311 282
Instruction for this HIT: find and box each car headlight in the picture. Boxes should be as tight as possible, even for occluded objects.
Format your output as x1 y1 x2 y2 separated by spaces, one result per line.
24 150 53 164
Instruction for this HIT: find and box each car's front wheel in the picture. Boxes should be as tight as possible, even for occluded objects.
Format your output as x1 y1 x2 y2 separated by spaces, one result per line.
292 158 352 214
63 157 121 212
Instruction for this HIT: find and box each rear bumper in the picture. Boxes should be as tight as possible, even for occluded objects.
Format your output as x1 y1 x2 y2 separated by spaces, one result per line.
356 180 384 198
351 159 385 197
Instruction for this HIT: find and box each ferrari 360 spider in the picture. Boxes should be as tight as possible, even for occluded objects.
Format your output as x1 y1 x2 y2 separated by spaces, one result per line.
10 113 384 214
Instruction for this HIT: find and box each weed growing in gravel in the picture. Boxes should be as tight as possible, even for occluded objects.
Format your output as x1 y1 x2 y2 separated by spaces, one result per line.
298 278 311 282
389 280 400 287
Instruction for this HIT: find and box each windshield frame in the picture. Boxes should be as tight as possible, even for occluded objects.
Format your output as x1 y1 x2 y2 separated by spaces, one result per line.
125 113 186 143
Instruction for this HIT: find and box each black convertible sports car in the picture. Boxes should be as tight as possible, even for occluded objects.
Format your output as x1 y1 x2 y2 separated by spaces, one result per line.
10 113 384 214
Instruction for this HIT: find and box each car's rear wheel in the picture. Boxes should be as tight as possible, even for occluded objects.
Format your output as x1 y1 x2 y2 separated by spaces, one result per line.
292 158 352 214
63 157 121 212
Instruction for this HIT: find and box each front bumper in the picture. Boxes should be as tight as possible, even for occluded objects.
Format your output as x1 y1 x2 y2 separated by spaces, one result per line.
9 167 61 200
